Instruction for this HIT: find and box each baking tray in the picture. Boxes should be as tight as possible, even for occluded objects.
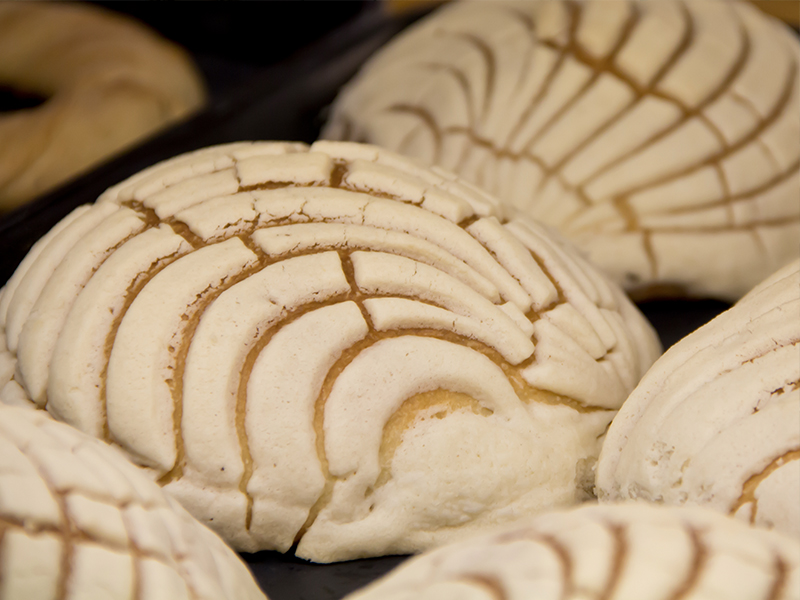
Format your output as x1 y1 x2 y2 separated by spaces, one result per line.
0 3 731 598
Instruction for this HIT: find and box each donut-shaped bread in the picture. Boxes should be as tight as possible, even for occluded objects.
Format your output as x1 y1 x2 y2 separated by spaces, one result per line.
323 0 800 301
0 3 205 210
0 141 661 562
0 404 266 600
596 259 800 537
343 503 800 600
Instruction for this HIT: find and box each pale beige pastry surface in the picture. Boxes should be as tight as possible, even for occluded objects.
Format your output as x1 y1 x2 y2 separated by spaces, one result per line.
0 3 205 210
343 502 800 600
0 404 266 600
0 141 660 562
323 0 800 301
596 259 800 537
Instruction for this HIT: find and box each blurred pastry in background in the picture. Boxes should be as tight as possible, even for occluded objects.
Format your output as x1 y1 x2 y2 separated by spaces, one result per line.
0 3 206 212
323 0 800 302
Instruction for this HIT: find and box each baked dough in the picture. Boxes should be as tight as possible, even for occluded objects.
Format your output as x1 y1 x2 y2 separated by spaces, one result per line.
0 141 661 562
323 0 800 301
343 503 800 600
0 3 205 210
0 404 266 600
596 259 800 537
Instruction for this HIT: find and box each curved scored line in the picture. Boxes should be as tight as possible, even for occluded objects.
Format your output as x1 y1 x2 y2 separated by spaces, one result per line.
494 530 575 599
522 1 642 151
581 1 753 193
386 104 443 165
499 6 538 101
15 441 74 600
666 526 707 600
766 553 789 600
155 252 263 486
230 256 356 531
729 447 800 523
613 59 796 204
420 62 477 127
97 250 189 444
534 0 696 179
597 522 627 600
441 31 496 123
642 159 800 218
640 215 800 235
505 3 580 152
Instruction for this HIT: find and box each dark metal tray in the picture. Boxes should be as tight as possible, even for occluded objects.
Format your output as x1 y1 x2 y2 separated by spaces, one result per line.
0 4 731 598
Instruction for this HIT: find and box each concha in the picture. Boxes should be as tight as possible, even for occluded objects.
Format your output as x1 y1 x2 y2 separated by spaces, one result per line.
0 141 660 562
596 259 800 537
0 405 265 600
323 0 800 301
343 503 800 600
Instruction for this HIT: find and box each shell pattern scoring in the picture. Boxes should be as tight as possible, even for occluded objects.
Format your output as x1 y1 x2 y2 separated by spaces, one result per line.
323 0 800 301
0 405 266 600
343 503 800 600
0 141 660 562
596 260 800 538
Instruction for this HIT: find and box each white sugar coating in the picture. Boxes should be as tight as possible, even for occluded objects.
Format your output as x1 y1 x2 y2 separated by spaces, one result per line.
17 207 146 406
106 237 259 472
323 0 800 301
0 405 266 600
1 141 660 561
47 225 192 438
344 503 800 600
597 259 800 538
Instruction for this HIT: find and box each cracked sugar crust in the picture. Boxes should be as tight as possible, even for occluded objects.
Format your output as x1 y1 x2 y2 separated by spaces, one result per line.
342 503 800 600
322 0 800 301
596 260 800 538
0 140 661 562
0 404 266 600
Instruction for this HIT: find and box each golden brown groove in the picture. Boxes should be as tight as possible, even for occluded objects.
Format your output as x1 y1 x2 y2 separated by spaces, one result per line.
582 1 752 191
17 449 74 600
504 0 582 154
39 219 152 416
766 554 789 600
330 161 349 188
420 62 476 126
495 530 574 598
730 448 800 522
610 51 793 206
544 0 696 180
445 32 496 122
521 2 641 151
666 526 707 600
98 244 188 443
235 293 351 532
0 523 6 590
157 262 264 487
388 104 444 165
375 389 495 489
597 523 627 600
652 159 800 217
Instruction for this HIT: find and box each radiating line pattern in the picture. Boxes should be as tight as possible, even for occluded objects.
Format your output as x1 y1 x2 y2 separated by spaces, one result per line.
343 503 800 600
0 141 660 562
596 260 800 538
323 0 800 301
0 405 266 600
